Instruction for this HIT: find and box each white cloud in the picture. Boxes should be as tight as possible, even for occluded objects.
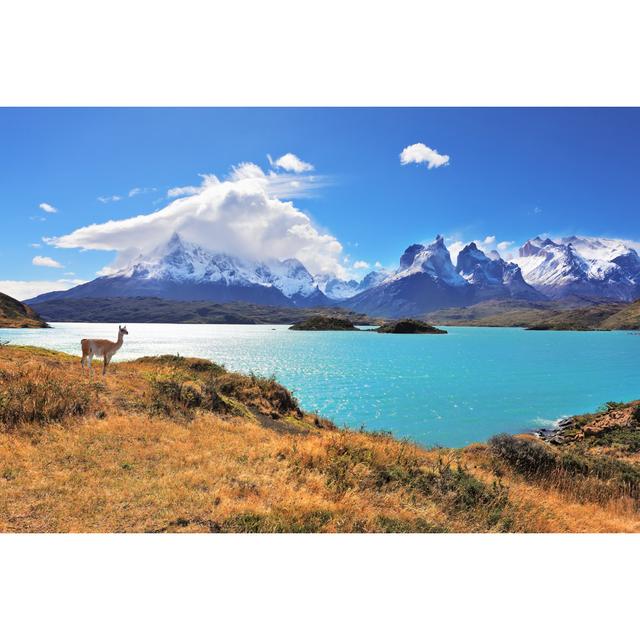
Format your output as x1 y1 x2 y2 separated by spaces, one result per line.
268 153 314 173
353 260 370 269
39 202 57 213
129 187 156 197
98 195 122 203
47 161 346 278
400 143 450 169
29 242 41 248
446 241 466 263
0 279 85 301
167 185 201 198
446 235 512 263
32 255 63 269
374 261 383 268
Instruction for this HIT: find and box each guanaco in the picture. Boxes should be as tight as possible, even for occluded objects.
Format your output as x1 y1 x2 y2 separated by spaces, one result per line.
81 325 128 376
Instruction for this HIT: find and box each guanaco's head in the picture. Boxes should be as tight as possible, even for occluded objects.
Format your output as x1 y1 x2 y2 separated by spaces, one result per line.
119 325 129 336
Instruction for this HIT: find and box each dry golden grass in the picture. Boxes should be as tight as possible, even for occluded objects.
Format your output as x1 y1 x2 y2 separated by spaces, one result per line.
1 345 639 532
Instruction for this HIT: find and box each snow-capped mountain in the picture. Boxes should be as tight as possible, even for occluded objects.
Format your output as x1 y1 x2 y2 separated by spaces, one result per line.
456 242 543 301
318 269 389 301
25 231 640 314
27 233 330 307
512 236 640 300
344 236 476 316
389 237 468 287
344 236 546 317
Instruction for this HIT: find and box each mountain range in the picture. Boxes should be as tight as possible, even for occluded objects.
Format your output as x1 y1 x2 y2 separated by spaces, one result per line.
26 232 640 317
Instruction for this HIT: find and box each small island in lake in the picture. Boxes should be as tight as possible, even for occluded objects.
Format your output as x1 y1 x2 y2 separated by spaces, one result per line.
289 316 360 331
376 319 447 334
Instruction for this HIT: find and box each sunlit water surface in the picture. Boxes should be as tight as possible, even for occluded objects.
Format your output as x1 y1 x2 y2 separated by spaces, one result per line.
2 322 639 447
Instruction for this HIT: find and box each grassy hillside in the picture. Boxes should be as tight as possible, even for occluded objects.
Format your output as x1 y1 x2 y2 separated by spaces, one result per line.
29 296 376 325
0 292 48 328
599 299 640 330
425 298 640 330
1 345 639 532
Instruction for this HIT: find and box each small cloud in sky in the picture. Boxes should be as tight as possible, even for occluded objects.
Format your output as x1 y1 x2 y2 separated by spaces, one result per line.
32 255 63 269
128 187 156 197
374 261 383 268
39 202 57 213
446 235 514 263
268 153 314 173
29 242 41 248
353 260 370 269
29 216 47 222
98 195 122 203
400 143 450 169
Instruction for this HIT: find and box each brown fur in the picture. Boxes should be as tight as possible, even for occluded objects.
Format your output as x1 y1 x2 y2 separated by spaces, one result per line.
81 325 128 375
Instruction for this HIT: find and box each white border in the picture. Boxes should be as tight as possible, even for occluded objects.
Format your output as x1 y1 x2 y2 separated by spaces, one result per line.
1 534 639 639
1 1 639 636
1 0 639 106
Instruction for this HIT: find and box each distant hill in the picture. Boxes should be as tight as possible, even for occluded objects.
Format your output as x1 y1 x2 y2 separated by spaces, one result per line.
29 296 376 325
599 299 640 330
0 292 48 328
425 297 640 330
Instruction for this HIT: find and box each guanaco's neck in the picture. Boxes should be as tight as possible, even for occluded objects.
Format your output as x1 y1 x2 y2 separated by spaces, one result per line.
116 332 124 346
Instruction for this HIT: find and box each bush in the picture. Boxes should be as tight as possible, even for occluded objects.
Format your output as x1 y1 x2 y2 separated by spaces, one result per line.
0 365 93 429
488 434 557 477
489 433 640 502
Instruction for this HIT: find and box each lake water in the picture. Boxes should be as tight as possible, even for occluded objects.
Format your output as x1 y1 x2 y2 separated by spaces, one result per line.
2 322 639 447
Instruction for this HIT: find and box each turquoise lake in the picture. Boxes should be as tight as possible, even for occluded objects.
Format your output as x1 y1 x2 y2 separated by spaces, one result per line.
2 322 639 447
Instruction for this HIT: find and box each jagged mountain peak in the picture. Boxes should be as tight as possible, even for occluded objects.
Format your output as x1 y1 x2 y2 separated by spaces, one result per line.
390 236 466 288
399 244 425 269
514 235 640 300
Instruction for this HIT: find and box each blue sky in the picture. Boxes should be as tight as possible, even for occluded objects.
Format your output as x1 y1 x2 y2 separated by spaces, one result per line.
1 107 639 299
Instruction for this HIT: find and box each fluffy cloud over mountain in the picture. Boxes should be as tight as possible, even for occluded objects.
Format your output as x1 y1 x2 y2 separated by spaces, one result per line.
47 160 347 278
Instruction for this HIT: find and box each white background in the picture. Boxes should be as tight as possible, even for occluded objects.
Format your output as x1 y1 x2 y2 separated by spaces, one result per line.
2 1 639 638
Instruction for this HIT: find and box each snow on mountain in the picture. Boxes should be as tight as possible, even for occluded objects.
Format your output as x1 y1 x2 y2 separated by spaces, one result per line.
317 276 360 300
513 235 640 300
317 269 390 301
385 235 467 287
456 242 543 300
342 236 475 317
268 258 319 298
27 233 330 307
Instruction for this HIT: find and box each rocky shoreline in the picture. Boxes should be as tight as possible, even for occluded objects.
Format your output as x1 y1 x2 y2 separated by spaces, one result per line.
534 400 640 445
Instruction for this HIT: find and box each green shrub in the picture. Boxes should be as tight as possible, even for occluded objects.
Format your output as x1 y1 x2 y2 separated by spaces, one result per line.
488 434 557 477
490 433 640 502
